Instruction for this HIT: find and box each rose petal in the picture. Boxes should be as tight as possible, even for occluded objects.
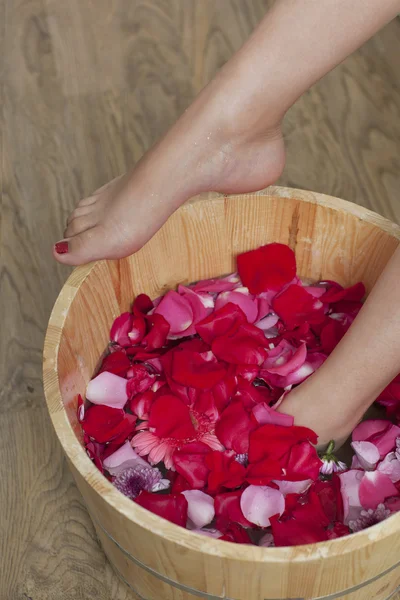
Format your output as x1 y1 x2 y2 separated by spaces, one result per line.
214 490 252 528
359 472 399 510
99 350 131 377
206 451 246 494
252 402 294 428
237 244 297 294
128 390 155 420
249 424 318 464
265 342 307 377
273 480 312 496
339 470 364 524
283 442 323 482
353 420 400 458
135 492 188 527
196 303 247 345
110 312 133 347
142 313 170 349
182 490 215 528
127 364 155 397
171 348 227 389
215 290 258 323
155 290 194 336
192 274 240 294
103 441 150 476
320 282 366 304
215 401 256 454
81 405 133 444
240 485 285 527
148 394 195 441
212 322 267 366
86 372 128 409
272 519 329 546
351 441 380 471
173 442 212 489
377 453 400 483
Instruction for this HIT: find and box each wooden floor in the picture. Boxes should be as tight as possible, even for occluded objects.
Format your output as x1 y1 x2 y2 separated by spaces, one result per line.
2 1 400 599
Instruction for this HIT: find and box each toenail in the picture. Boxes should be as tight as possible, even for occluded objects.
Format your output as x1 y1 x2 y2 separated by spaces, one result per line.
55 241 69 254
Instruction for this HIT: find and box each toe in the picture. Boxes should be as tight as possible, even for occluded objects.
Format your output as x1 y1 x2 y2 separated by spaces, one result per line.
53 226 109 266
77 195 98 208
66 205 94 226
64 214 97 238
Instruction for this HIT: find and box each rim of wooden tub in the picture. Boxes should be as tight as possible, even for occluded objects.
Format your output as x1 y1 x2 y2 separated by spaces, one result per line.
43 186 400 566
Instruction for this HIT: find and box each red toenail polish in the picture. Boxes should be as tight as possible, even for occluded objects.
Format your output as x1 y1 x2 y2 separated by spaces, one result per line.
55 241 69 254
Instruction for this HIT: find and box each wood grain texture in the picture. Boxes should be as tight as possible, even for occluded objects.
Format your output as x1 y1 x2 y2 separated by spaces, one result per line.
2 0 400 598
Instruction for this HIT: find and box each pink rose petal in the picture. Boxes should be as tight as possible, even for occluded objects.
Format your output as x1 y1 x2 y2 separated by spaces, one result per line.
86 372 128 409
359 471 399 510
353 420 400 458
103 441 149 476
351 441 380 471
273 479 312 496
182 490 215 529
266 343 307 377
155 290 194 336
215 290 258 324
240 485 285 527
339 470 364 525
377 453 400 483
255 313 280 331
192 274 240 294
252 402 294 428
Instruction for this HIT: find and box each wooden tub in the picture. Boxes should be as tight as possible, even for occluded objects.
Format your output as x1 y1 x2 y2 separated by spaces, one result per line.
43 187 400 600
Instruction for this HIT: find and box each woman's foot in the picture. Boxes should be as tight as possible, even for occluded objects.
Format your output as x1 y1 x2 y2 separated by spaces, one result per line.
278 375 370 450
54 67 286 266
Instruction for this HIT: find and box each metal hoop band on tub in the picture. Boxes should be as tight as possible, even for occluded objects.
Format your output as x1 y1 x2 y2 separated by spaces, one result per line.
92 512 400 600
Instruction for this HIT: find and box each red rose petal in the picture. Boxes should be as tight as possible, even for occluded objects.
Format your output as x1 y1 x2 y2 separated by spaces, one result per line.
272 284 325 329
219 523 252 544
215 401 256 455
249 424 318 464
142 314 170 350
99 350 131 377
196 303 247 345
237 243 297 294
135 492 188 527
212 322 267 366
272 518 329 546
81 405 125 443
133 294 153 317
127 364 155 397
283 442 323 482
173 442 212 489
110 312 133 347
148 393 196 440
128 390 155 420
245 457 283 485
214 490 252 529
171 348 227 389
206 451 246 494
320 282 366 304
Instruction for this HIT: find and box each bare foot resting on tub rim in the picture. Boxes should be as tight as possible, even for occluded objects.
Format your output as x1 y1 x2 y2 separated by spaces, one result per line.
54 0 400 446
